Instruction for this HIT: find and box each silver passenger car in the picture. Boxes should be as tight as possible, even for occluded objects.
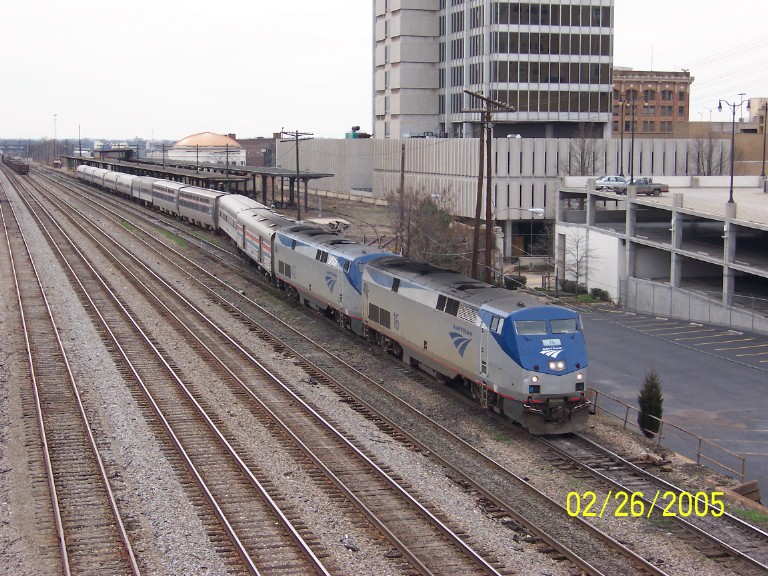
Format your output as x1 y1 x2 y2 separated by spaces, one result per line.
151 180 185 216
177 186 225 229
218 194 264 248
238 206 294 277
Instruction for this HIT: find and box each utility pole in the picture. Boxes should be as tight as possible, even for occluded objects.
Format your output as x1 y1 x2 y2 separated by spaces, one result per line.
399 142 406 255
463 90 516 282
281 129 313 221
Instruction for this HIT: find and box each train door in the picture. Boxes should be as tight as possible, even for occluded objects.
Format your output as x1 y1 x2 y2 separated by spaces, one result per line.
480 324 489 377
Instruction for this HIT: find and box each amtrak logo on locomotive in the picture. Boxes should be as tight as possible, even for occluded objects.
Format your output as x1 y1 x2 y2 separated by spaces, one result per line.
540 337 563 358
324 271 338 292
449 329 472 357
540 347 564 358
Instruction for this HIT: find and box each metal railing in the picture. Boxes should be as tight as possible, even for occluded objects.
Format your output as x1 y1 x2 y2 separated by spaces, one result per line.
622 277 768 336
587 387 746 482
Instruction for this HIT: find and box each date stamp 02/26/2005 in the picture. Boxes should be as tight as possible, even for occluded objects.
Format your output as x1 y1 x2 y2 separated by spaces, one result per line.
566 490 725 518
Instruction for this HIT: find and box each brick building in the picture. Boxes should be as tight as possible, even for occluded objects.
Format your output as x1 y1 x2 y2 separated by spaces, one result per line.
612 68 694 137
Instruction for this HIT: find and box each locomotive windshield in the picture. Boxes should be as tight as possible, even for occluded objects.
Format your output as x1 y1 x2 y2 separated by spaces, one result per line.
550 318 579 334
514 318 579 335
514 320 547 335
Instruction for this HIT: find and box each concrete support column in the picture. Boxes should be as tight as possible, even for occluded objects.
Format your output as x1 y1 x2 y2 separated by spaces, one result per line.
493 225 504 281
670 193 683 288
503 220 513 262
623 193 637 288
586 188 597 226
723 202 737 305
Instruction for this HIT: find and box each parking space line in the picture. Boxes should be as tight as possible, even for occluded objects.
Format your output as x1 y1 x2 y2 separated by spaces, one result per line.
715 343 768 351
621 321 677 327
652 329 717 336
698 338 755 346
673 332 735 341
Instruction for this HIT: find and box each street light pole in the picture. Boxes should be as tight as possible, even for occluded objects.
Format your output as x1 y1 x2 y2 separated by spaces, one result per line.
718 93 750 204
761 102 767 179
629 92 641 185
618 94 628 176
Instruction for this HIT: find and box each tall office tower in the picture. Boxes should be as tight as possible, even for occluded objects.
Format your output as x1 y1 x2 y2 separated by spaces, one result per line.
373 1 614 139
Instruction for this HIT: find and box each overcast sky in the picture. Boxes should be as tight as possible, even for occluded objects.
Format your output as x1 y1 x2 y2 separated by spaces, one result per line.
1 0 766 142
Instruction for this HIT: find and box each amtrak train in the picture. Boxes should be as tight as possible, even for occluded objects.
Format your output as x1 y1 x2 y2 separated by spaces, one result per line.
76 164 590 434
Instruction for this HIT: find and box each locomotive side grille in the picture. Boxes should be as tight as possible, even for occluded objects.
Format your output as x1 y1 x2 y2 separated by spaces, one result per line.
457 303 478 324
369 303 380 324
368 303 391 329
328 254 340 268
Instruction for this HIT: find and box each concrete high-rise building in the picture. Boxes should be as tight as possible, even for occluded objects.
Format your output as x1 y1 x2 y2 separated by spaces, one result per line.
373 0 615 139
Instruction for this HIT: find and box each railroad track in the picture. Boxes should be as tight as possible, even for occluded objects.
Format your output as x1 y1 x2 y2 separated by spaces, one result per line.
30 170 677 575
540 433 768 575
0 179 140 575
10 175 332 575
22 169 515 574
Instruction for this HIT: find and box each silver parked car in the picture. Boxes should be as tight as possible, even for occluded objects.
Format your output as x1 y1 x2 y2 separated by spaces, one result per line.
595 175 628 191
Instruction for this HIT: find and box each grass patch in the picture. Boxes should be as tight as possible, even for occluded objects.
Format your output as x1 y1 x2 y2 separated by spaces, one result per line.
120 220 136 232
732 507 768 525
576 294 598 303
648 515 675 530
160 229 188 247
492 431 514 444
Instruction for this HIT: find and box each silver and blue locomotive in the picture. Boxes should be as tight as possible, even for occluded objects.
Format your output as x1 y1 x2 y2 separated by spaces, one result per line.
361 257 589 434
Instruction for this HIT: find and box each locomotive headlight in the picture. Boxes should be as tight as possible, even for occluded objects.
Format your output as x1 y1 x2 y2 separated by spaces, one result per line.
548 360 566 371
576 373 583 381
531 375 539 383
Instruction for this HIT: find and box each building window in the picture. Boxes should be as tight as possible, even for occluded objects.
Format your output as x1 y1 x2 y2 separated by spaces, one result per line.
470 5 483 28
661 90 673 101
451 93 463 113
451 10 464 32
678 106 686 117
451 38 464 59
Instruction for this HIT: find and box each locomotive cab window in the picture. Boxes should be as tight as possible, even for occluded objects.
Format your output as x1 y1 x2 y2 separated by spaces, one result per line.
490 315 502 333
550 318 579 334
514 320 547 335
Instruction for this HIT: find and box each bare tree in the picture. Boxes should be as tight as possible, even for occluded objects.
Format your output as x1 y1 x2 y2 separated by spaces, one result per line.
563 230 597 291
688 137 728 175
560 123 605 176
385 187 470 273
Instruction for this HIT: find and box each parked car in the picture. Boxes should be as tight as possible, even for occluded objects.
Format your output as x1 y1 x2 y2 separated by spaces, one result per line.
624 176 669 196
595 175 627 191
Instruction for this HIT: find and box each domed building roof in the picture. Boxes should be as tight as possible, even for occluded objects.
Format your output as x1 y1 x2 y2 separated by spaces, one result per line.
174 132 242 148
